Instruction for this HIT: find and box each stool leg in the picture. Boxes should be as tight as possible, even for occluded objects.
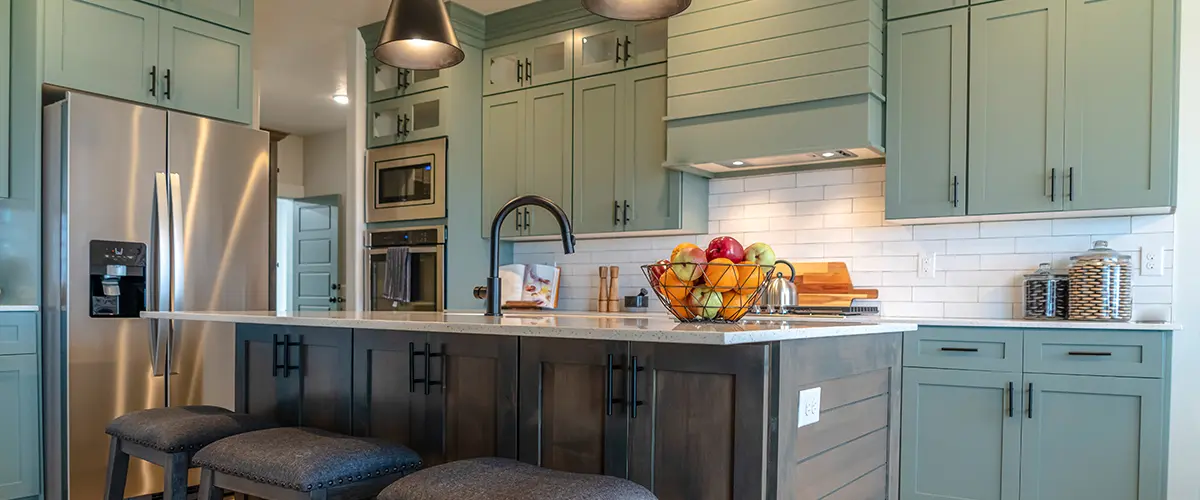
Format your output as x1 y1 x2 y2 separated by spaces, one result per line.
308 489 328 500
198 469 222 500
162 452 189 500
103 437 130 500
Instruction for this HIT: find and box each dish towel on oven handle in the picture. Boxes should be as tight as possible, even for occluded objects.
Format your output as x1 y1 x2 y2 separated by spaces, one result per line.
382 246 411 303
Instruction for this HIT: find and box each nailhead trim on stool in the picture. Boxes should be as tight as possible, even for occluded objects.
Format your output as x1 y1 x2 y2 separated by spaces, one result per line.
378 458 658 500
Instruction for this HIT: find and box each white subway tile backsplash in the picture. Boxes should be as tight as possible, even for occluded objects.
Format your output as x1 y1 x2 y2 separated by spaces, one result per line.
514 171 1173 321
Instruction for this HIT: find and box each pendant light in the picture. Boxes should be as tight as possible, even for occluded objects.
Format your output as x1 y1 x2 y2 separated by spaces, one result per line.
581 0 692 20
374 0 465 71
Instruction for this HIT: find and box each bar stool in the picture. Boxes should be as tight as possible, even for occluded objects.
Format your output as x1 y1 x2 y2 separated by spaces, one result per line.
378 458 658 500
104 405 278 500
193 427 422 500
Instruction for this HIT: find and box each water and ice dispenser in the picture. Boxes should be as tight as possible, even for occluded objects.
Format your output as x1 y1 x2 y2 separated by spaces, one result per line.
88 240 147 317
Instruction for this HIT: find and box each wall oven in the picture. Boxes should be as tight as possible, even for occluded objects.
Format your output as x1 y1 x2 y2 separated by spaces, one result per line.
365 226 444 312
366 137 447 223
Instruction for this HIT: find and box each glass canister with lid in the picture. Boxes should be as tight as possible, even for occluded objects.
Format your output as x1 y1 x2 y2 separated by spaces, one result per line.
1067 240 1133 321
1023 263 1069 320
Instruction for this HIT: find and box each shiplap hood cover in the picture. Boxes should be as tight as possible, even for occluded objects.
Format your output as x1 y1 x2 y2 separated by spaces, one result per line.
663 0 885 177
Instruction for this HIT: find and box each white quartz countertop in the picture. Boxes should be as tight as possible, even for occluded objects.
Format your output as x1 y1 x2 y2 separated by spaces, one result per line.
140 310 917 345
0 305 38 312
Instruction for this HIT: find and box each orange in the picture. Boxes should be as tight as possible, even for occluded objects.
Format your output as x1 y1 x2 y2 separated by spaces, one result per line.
670 295 696 320
659 269 692 304
735 261 766 295
703 258 737 293
671 242 700 261
721 292 753 321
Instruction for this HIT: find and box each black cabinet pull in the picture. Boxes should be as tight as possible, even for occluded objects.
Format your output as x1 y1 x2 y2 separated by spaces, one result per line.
613 200 620 226
615 38 624 63
1067 167 1075 201
952 175 959 208
939 347 979 352
401 69 411 88
395 114 404 138
274 334 300 378
630 356 646 419
525 59 532 82
605 354 616 416
623 201 630 225
271 333 281 377
1027 382 1033 419
1068 351 1112 356
517 59 523 83
163 69 172 100
525 208 532 230
149 66 157 97
623 35 631 63
1050 167 1056 202
1007 382 1014 418
424 343 443 395
408 342 420 393
515 209 523 232
402 114 411 136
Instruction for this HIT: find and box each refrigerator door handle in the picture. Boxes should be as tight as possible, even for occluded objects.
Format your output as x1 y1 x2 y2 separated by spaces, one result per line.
149 173 172 377
164 172 185 397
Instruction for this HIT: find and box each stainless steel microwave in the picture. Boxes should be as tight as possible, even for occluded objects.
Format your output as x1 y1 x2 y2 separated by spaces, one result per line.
366 137 446 223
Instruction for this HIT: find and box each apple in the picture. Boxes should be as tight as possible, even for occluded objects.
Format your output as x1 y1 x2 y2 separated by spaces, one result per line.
706 236 745 263
648 258 670 285
743 242 777 267
689 287 723 320
670 246 707 283
671 242 700 261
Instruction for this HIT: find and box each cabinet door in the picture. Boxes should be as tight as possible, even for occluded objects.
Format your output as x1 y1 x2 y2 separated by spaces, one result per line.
482 91 526 238
900 368 1021 500
626 20 667 68
161 0 253 33
628 343 769 499
44 0 160 105
885 10 968 219
623 64 676 232
526 31 574 88
424 333 519 467
1062 0 1176 210
888 0 968 19
0 355 39 499
524 82 574 237
0 0 8 199
1020 374 1165 500
0 313 37 356
290 327 354 434
158 11 253 123
404 68 449 96
234 325 289 423
352 330 430 452
483 42 525 96
573 73 625 234
368 57 402 103
369 89 449 148
967 0 1066 215
574 21 624 79
518 339 629 476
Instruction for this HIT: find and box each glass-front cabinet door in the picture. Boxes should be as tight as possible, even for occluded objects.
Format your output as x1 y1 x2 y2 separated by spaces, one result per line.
574 21 623 78
403 69 446 96
368 89 448 148
525 31 573 87
370 59 448 103
627 20 667 68
484 43 524 95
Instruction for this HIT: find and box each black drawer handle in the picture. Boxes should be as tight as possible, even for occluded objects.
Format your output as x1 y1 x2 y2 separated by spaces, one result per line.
1007 382 1014 418
274 334 301 378
1068 351 1112 356
605 354 617 416
409 342 420 393
424 343 443 395
630 356 646 419
1027 382 1034 419
940 347 979 353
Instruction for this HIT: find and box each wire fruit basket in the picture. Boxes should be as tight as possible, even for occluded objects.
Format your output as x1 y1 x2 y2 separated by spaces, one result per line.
641 262 774 323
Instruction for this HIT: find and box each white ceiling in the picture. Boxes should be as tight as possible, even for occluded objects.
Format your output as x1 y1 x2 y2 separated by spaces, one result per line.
256 0 540 136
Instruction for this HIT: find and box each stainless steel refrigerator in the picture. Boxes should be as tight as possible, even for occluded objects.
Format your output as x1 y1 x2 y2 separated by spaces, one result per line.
41 92 270 499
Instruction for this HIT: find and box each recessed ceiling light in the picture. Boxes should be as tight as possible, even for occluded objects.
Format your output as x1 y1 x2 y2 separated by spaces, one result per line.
331 94 350 105
821 152 837 158
732 161 745 166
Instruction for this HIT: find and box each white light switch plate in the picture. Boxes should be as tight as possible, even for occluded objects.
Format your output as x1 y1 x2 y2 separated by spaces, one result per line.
798 387 821 428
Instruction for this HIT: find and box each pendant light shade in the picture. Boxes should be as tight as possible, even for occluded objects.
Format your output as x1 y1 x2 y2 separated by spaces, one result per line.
374 0 465 71
581 0 692 20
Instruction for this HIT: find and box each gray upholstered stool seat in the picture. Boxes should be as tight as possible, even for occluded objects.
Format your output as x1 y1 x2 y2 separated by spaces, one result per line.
378 458 657 500
194 427 422 499
103 405 277 500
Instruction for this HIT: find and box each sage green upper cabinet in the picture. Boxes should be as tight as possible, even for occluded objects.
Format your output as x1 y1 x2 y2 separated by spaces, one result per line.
482 91 525 239
523 83 574 237
888 0 968 19
574 20 666 79
368 89 449 148
161 0 252 33
1062 0 1176 210
158 11 252 124
885 9 968 220
369 58 448 103
967 0 1065 216
900 368 1021 500
45 0 161 106
622 65 676 232
1019 374 1164 500
482 31 573 96
0 0 9 199
0 354 40 500
572 72 625 235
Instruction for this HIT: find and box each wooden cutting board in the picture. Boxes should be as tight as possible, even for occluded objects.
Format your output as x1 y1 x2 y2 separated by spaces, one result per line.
780 261 878 307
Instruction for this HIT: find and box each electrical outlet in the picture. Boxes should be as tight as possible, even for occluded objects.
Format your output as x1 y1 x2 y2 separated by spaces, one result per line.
798 387 821 428
1141 247 1164 277
918 252 937 279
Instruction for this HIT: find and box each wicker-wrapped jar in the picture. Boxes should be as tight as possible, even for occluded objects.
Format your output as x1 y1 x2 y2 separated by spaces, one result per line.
1067 241 1133 321
1023 263 1068 320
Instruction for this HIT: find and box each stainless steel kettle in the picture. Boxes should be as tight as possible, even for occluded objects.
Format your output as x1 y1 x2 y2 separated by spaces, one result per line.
756 260 797 314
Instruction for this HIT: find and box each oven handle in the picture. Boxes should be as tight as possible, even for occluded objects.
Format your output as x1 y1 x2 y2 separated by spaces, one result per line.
367 246 442 255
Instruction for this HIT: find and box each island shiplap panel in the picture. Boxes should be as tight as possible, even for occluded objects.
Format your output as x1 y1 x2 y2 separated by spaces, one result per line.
665 0 883 120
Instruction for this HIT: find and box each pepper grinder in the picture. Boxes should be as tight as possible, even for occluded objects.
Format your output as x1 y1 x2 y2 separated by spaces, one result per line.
607 266 620 313
598 266 609 312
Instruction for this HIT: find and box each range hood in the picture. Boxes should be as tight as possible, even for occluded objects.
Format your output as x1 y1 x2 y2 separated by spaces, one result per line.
662 0 885 178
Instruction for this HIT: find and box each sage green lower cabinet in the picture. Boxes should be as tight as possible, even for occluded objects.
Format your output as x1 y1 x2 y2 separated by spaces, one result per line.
901 368 1021 500
0 354 40 499
45 0 161 106
967 0 1065 216
885 9 968 219
158 11 253 124
1019 374 1164 500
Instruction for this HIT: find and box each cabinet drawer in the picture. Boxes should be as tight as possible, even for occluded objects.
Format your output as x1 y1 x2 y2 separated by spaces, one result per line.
0 312 37 356
1023 329 1165 378
903 327 1022 372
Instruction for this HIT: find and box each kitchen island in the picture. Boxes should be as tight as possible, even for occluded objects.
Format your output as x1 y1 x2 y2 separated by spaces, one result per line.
143 310 916 500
